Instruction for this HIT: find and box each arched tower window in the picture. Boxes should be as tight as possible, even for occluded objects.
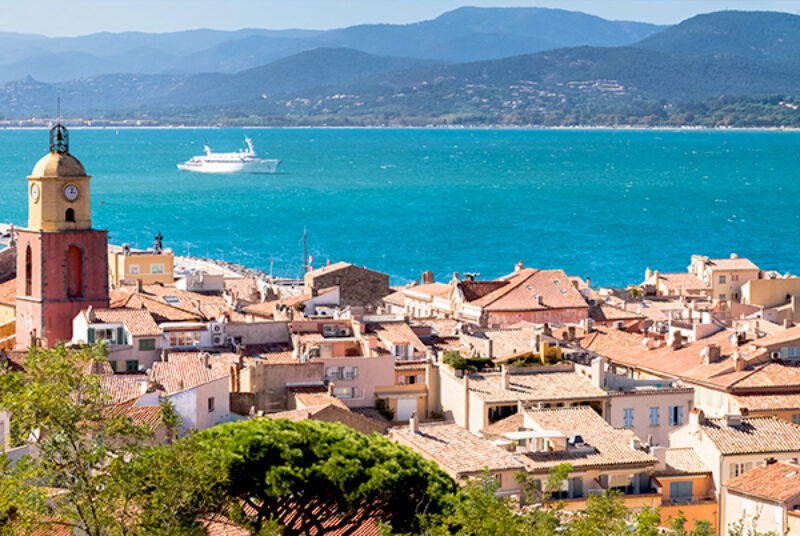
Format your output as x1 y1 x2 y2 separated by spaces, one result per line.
66 246 83 298
25 245 32 296
65 208 75 222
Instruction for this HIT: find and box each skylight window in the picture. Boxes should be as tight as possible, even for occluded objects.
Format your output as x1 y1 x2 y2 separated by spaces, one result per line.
164 296 181 305
786 471 797 478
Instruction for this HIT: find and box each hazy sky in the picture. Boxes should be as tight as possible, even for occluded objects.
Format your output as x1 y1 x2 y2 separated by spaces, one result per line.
2 0 800 36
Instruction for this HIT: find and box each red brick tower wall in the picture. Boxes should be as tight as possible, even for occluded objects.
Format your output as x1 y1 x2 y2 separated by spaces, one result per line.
16 228 109 348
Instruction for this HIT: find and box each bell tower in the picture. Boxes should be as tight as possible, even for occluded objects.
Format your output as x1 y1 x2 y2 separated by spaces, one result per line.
16 125 109 348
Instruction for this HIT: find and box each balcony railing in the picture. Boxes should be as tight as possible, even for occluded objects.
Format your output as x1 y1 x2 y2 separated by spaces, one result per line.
661 495 716 506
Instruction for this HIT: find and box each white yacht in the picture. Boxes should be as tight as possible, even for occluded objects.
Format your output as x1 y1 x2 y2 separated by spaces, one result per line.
177 137 280 174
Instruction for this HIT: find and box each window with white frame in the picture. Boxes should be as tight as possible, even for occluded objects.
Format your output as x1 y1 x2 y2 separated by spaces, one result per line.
730 462 753 479
333 387 354 398
325 367 342 380
341 366 358 380
719 275 726 284
150 263 165 274
128 264 140 275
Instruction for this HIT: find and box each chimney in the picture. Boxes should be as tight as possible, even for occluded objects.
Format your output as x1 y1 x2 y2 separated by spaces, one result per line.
515 260 524 272
86 305 95 323
590 356 606 389
542 323 552 337
136 279 144 293
409 412 419 433
701 344 721 364
688 408 704 433
650 445 668 471
177 378 184 391
785 318 791 330
733 352 745 372
586 276 591 289
452 272 460 282
645 267 653 281
630 437 642 450
463 374 470 428
501 365 510 390
671 331 683 350
487 339 494 359
567 325 576 343
201 353 211 369
138 380 148 395
422 271 434 285
328 382 335 396
726 413 743 427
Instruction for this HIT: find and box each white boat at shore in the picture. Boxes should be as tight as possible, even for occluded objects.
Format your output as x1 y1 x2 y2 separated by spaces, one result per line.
177 137 280 174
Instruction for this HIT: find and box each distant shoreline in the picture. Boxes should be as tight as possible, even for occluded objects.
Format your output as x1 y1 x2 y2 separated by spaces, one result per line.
3 124 800 132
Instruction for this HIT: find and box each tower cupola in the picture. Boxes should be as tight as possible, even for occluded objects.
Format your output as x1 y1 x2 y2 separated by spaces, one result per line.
27 124 92 232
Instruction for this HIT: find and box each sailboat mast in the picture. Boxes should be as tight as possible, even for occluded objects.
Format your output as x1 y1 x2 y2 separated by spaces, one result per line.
303 229 308 275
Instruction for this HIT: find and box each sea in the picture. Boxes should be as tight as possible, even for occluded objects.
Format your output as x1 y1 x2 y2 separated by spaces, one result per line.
1 127 798 288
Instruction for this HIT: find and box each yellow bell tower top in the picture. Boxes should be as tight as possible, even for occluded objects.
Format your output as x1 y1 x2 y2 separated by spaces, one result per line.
27 125 92 232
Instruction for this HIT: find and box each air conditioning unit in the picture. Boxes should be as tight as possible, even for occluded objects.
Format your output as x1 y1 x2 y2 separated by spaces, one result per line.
614 321 625 330
211 323 225 334
338 326 351 337
225 336 236 345
213 335 223 346
771 351 782 360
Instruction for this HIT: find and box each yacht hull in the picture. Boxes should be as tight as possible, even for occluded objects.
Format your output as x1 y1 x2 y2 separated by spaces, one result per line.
177 159 281 174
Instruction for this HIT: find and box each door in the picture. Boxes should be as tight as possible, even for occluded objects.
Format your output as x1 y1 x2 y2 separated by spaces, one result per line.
396 399 417 422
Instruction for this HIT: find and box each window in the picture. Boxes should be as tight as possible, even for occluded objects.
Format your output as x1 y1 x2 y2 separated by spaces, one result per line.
138 338 156 351
66 245 83 298
96 327 115 343
168 331 199 347
788 347 800 358
669 481 693 500
24 245 32 296
208 397 215 413
650 407 660 426
719 275 726 284
164 296 181 306
332 387 354 398
669 406 683 426
65 208 75 222
719 294 726 301
342 366 358 380
730 462 753 479
624 408 634 428
125 360 139 373
128 264 140 275
150 263 165 274
325 367 342 380
792 414 800 425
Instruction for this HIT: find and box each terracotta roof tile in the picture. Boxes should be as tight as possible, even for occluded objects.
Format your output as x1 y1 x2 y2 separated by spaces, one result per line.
706 257 760 271
149 352 229 394
0 278 15 306
268 403 388 435
460 369 607 404
469 269 587 311
100 374 150 404
655 448 711 476
511 407 656 473
392 422 524 476
725 462 800 502
104 397 164 431
700 415 800 455
88 308 161 337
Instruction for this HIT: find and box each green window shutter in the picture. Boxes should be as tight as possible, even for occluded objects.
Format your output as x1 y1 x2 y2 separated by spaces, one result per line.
126 360 139 372
109 360 118 372
138 339 156 351
117 327 125 345
87 328 95 343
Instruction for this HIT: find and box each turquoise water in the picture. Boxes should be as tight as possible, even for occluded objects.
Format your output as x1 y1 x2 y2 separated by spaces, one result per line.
1 128 798 287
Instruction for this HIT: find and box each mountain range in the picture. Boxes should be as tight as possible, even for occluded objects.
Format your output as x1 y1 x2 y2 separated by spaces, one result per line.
1 8 800 126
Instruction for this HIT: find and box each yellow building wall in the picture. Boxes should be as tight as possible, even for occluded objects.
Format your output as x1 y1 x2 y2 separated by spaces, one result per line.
109 251 175 287
0 303 14 325
742 278 800 308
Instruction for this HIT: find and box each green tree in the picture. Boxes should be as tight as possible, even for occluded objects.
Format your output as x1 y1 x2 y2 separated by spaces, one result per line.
564 491 629 536
193 418 456 536
0 344 215 536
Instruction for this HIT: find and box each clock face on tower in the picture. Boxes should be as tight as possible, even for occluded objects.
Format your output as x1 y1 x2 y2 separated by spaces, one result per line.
31 183 40 203
63 184 79 202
